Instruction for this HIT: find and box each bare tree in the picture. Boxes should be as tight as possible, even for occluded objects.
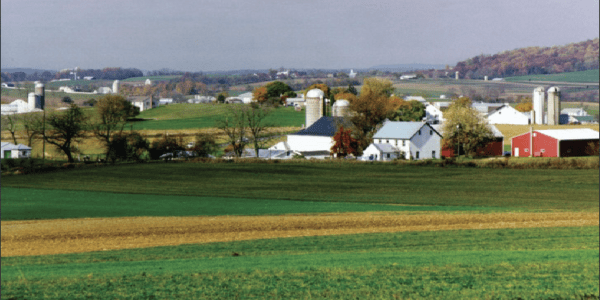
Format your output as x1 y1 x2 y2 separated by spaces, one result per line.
1 114 20 144
41 104 86 162
22 112 44 147
245 104 273 157
217 105 249 157
92 95 139 161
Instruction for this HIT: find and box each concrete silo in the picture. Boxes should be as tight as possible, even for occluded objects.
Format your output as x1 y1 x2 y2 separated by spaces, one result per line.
547 87 561 125
455 71 459 80
532 87 545 124
332 99 350 117
305 89 325 128
34 82 45 109
112 80 120 94
28 92 36 111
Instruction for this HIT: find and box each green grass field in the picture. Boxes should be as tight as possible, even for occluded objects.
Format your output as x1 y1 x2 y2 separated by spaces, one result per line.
505 69 600 83
2 227 598 299
2 162 599 211
2 162 599 298
129 104 305 130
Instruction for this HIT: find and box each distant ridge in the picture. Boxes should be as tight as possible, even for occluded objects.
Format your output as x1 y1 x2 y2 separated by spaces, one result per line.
368 64 446 72
2 68 57 74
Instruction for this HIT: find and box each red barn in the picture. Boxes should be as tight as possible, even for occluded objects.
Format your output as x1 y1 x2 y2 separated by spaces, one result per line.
511 128 599 157
440 125 504 157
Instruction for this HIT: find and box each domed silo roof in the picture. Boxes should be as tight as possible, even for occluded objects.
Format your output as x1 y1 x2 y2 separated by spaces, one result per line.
333 99 350 107
306 89 325 98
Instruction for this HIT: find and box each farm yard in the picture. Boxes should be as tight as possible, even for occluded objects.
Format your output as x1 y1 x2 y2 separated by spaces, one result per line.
2 162 599 298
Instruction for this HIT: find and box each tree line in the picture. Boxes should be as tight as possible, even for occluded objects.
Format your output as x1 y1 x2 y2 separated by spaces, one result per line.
453 38 599 79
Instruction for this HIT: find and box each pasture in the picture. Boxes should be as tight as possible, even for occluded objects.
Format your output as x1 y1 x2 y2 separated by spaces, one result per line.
505 69 600 83
129 104 305 130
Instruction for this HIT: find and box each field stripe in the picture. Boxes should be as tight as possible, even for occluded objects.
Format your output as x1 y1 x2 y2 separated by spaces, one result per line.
2 212 597 257
2 249 597 282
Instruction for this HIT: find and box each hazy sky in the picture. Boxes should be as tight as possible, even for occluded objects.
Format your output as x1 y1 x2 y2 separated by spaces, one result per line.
2 0 598 72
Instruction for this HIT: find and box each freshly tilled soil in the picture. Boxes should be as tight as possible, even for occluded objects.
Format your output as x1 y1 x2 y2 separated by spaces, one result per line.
2 211 597 257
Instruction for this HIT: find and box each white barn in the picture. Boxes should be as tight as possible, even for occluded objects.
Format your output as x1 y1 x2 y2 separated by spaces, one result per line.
366 121 442 160
1 142 32 159
486 105 531 125
424 103 445 124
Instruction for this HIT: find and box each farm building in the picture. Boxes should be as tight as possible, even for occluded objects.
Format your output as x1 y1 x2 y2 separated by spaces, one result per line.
435 124 504 157
127 96 157 112
486 104 531 125
367 121 442 160
561 108 588 117
361 143 402 161
424 103 444 124
511 128 599 157
1 142 32 159
270 116 353 159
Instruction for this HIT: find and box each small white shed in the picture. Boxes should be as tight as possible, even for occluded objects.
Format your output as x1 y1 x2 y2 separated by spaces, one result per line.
1 142 32 159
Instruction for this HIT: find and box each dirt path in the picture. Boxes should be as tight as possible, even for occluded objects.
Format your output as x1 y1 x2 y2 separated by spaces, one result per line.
2 211 597 257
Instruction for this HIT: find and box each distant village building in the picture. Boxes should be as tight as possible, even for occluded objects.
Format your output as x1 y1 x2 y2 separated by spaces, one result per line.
400 74 417 80
145 79 152 86
404 96 427 103
83 76 95 80
349 69 357 78
486 104 531 125
188 95 216 103
159 98 173 106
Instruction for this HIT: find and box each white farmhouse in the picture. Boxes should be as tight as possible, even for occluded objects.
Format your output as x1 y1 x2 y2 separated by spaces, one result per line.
367 121 442 160
1 142 32 159
486 104 531 125
127 96 157 112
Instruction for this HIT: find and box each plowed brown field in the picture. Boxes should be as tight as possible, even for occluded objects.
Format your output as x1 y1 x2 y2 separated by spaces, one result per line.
2 211 597 257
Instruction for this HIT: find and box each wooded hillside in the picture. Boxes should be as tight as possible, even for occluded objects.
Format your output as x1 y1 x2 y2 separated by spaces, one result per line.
454 38 599 79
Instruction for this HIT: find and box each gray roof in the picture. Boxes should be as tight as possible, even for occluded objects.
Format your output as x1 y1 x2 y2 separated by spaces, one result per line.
373 143 399 152
1 142 32 150
374 121 439 139
292 116 353 137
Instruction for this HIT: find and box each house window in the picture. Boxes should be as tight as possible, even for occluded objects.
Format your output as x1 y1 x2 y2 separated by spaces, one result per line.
541 149 545 153
386 139 389 144
387 153 390 158
525 148 529 152
418 130 421 135
395 140 398 146
432 151 436 158
416 151 420 159
430 130 433 135
402 140 406 146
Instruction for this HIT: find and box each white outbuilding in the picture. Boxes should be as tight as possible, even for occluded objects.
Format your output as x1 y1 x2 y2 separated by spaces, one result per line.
1 142 32 159
367 121 442 160
486 105 531 125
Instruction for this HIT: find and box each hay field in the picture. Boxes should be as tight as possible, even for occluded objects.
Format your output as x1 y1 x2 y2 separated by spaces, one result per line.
3 211 597 257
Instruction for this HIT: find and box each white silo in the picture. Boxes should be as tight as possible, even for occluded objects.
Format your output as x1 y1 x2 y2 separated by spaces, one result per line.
547 87 560 125
332 99 350 117
28 92 36 111
112 80 120 94
34 82 45 109
532 87 545 124
455 71 459 80
305 89 325 128
484 76 488 81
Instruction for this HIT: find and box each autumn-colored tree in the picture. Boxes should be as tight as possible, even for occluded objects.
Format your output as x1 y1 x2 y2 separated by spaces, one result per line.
330 126 358 158
442 103 494 157
305 83 331 99
349 78 398 154
451 96 472 108
333 92 357 103
515 96 533 112
389 100 426 122
252 86 268 103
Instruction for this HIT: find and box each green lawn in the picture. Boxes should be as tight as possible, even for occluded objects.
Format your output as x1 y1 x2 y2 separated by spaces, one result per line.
505 69 600 83
2 162 599 211
129 104 305 130
3 227 597 299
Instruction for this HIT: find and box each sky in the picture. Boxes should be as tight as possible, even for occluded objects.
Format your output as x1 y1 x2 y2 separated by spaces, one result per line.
2 0 599 72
